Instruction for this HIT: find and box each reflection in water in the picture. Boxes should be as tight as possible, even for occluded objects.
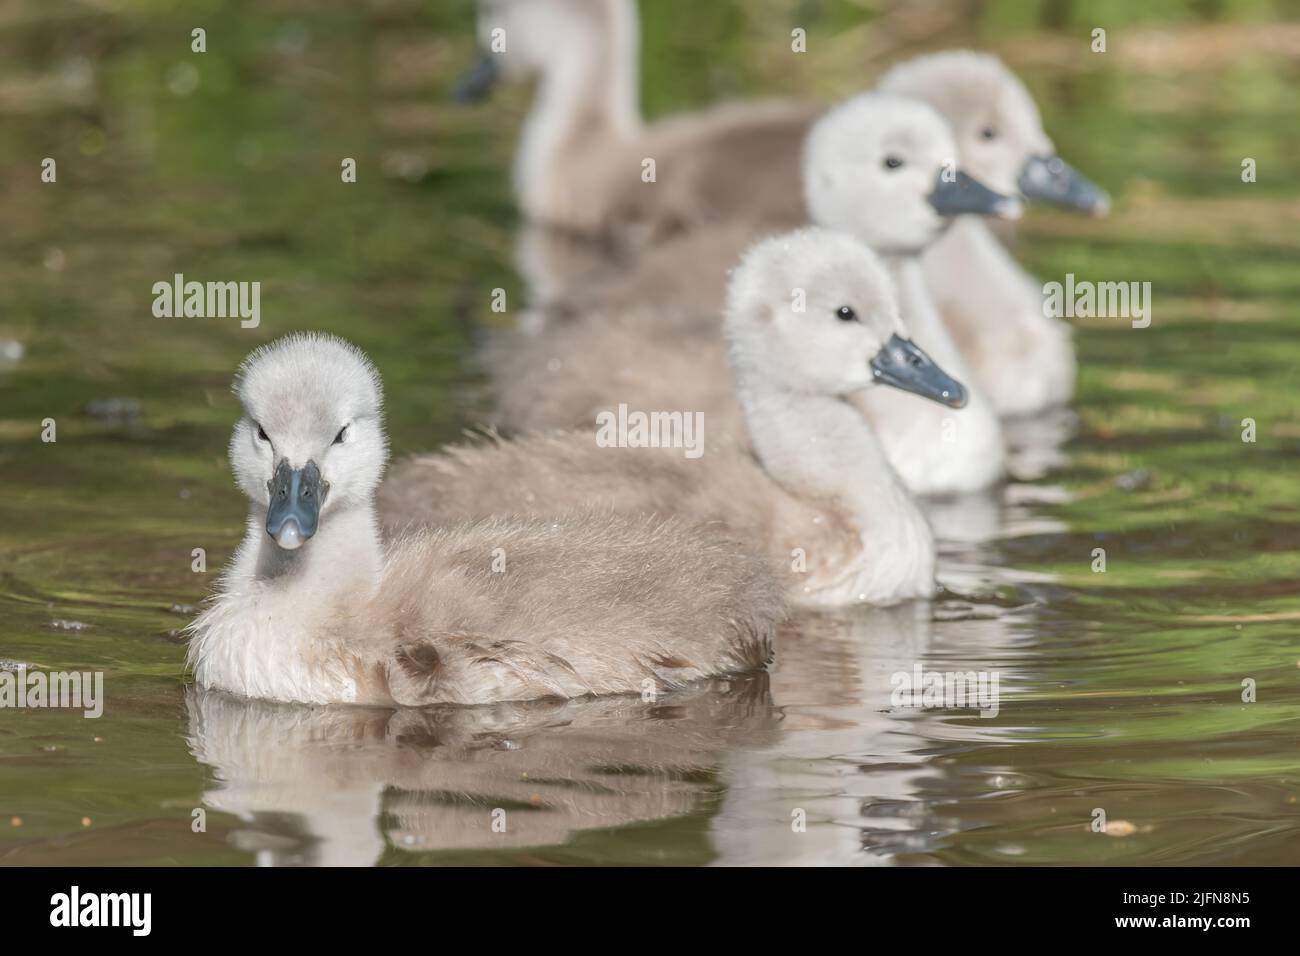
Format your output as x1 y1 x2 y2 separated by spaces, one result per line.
186 595 1033 866
185 590 1024 868
186 678 780 865
711 603 935 865
1003 407 1078 483
710 599 1033 865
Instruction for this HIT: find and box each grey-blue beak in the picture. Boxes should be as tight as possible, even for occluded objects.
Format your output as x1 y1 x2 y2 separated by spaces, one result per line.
266 460 327 550
928 169 1022 220
453 51 501 104
1018 154 1110 215
870 334 967 409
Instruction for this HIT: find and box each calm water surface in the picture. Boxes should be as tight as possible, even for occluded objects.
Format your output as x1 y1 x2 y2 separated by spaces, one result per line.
2 0 1299 865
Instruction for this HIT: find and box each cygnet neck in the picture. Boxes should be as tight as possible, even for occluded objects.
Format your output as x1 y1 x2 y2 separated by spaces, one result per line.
245 501 383 597
734 373 918 539
515 16 641 217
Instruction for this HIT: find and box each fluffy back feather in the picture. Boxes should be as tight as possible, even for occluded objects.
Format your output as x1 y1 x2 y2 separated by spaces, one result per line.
368 514 783 705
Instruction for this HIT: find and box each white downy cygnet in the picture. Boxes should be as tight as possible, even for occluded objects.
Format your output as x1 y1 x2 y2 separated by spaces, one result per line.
382 229 967 607
456 0 816 251
488 93 1016 500
878 50 1109 417
803 92 1015 496
187 334 783 706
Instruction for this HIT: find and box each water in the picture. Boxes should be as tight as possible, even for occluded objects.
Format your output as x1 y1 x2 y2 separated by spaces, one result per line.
2 0 1299 865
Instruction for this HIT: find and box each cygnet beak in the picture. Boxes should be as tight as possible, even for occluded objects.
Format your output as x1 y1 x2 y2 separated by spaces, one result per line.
869 334 968 409
266 460 327 550
1018 154 1110 216
928 169 1023 220
453 51 501 104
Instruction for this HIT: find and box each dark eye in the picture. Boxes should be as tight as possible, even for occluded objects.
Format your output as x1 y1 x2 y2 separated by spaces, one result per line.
836 306 858 322
882 155 903 170
980 127 997 140
256 425 269 442
333 425 348 445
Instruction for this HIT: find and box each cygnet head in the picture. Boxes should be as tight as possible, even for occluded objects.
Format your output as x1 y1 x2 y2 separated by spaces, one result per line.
454 0 637 101
878 51 1109 215
803 93 1022 256
230 334 388 551
724 228 966 409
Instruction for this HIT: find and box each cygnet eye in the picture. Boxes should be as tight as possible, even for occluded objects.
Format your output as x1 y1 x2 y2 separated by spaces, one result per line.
256 424 269 443
882 155 904 170
980 126 997 141
333 425 348 445
836 306 858 323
